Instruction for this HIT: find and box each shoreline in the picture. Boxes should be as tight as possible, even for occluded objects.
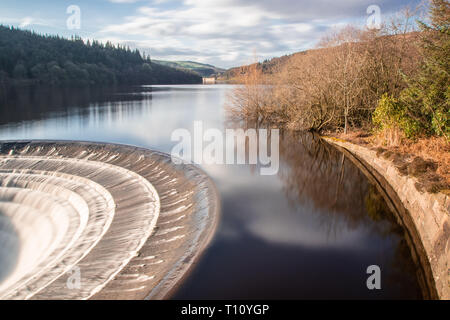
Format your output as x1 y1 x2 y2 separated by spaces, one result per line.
323 136 449 300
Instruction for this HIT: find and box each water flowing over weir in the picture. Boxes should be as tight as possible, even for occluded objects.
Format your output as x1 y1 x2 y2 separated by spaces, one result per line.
0 140 220 300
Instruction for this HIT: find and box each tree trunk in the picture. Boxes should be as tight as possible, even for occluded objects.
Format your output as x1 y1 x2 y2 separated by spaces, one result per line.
344 110 348 134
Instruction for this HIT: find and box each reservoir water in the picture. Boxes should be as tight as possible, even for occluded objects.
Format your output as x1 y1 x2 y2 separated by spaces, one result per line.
0 84 426 299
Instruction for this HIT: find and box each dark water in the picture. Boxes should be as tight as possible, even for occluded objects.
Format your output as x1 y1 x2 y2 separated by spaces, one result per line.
0 85 425 299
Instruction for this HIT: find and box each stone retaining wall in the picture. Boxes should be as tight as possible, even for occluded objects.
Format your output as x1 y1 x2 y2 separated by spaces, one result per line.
324 137 449 300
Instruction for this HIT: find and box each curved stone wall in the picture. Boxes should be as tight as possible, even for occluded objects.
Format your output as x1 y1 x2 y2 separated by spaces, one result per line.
324 137 449 300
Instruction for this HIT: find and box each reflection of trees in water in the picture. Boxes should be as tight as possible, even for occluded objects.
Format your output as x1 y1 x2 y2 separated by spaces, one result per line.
223 116 423 296
278 132 373 231
276 130 406 237
223 118 400 234
0 85 152 126
277 131 423 298
222 121 403 237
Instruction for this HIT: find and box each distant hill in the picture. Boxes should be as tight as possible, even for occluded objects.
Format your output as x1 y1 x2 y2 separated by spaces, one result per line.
219 53 299 82
0 26 202 86
220 32 421 82
153 60 226 77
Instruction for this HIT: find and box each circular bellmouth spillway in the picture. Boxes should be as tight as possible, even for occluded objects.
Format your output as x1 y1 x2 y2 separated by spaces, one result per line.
0 141 220 300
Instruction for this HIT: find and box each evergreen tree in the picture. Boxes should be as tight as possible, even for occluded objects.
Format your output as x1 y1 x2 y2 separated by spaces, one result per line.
0 26 201 86
401 0 450 138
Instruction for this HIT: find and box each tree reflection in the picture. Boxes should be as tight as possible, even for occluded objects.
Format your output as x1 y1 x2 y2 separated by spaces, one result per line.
225 116 426 298
278 131 425 298
0 85 153 126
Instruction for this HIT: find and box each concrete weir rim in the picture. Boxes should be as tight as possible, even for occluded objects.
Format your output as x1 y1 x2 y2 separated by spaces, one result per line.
0 140 221 300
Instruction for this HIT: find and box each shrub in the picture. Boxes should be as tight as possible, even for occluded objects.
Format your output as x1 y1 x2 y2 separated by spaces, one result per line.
372 94 422 139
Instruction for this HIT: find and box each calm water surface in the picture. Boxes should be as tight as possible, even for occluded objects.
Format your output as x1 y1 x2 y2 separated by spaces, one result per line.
0 85 425 299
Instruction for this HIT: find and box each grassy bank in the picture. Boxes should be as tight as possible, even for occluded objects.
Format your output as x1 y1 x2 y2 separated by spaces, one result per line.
330 131 449 194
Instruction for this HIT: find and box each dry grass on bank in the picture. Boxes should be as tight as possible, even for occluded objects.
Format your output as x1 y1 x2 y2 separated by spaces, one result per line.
333 130 450 194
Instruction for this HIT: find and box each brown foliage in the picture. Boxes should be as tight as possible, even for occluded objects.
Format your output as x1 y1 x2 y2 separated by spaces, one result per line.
228 9 423 134
340 132 450 193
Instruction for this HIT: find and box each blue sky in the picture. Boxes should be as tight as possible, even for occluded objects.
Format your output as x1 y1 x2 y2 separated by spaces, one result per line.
0 0 421 68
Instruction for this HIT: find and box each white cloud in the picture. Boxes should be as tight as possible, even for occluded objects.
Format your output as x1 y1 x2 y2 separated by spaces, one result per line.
99 1 325 67
19 17 34 28
108 0 144 3
98 0 418 67
14 16 53 29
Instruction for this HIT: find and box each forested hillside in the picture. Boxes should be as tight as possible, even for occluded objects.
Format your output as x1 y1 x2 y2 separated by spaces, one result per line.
153 60 225 77
220 54 292 81
0 26 202 86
